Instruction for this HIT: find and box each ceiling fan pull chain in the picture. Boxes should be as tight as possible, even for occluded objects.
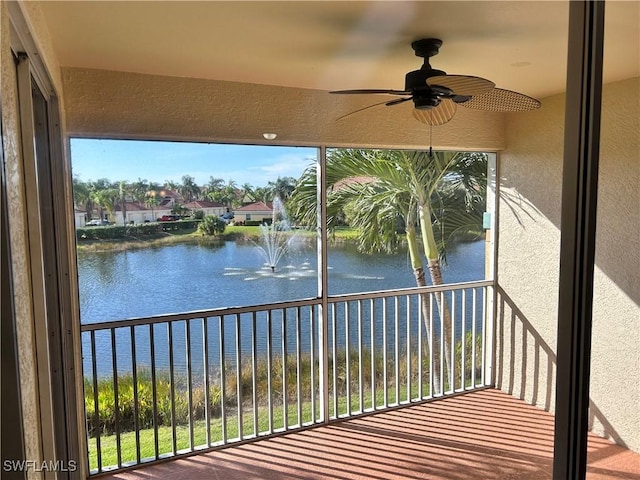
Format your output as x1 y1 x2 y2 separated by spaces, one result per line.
429 124 434 159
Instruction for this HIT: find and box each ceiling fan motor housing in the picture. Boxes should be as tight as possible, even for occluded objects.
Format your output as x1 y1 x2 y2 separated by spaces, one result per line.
405 69 449 109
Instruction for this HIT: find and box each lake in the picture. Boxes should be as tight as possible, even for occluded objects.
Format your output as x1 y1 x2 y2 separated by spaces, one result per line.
78 239 486 324
78 239 487 377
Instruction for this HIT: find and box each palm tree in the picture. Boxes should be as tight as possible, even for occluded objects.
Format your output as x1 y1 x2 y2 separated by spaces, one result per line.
178 175 200 203
267 176 297 201
289 148 487 393
117 180 129 225
145 190 160 221
72 176 93 220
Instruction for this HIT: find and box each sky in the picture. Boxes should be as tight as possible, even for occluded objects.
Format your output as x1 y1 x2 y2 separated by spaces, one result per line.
70 138 318 187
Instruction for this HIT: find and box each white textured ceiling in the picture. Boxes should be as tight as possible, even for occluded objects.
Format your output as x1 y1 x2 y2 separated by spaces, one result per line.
38 1 639 100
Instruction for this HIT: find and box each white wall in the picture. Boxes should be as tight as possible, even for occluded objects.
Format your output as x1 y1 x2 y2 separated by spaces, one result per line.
497 77 640 451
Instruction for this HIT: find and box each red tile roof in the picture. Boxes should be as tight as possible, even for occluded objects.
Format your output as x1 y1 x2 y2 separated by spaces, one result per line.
234 201 273 212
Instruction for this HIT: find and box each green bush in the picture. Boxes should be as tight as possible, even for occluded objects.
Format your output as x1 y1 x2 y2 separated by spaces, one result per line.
77 220 201 241
197 215 226 236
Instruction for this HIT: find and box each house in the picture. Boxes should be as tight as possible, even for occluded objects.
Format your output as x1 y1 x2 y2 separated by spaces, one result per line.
111 201 150 225
182 200 225 218
233 201 273 224
1 2 638 479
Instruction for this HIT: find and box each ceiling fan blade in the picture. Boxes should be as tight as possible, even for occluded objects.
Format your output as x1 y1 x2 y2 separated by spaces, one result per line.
385 97 413 107
427 75 495 96
336 96 412 120
412 99 457 126
336 99 398 121
459 88 541 111
330 89 410 96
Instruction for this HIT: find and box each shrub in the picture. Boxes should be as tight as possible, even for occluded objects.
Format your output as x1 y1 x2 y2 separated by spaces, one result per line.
197 215 226 236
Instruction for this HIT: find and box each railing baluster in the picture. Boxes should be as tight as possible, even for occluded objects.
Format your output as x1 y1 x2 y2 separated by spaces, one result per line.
90 331 101 472
310 306 316 423
406 295 411 403
429 293 442 398
266 309 273 433
450 291 456 394
439 291 445 397
394 296 399 405
130 326 140 463
370 298 375 410
252 312 258 437
149 324 159 459
345 301 351 416
472 288 477 389
296 307 302 426
203 317 211 446
219 316 227 443
235 314 242 440
461 289 467 391
186 320 194 450
358 299 363 413
331 303 337 417
383 297 388 407
111 328 122 467
282 309 288 429
168 322 177 455
481 286 487 385
418 294 423 400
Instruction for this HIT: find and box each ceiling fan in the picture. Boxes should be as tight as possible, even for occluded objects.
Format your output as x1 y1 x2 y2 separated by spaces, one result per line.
330 38 541 126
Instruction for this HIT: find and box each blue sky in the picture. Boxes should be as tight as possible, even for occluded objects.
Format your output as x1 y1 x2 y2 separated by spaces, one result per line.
70 138 318 187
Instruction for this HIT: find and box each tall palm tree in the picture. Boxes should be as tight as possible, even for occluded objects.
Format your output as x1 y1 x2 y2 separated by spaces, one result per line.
145 190 160 221
117 180 129 225
178 175 200 203
72 176 93 220
267 176 297 201
289 148 487 393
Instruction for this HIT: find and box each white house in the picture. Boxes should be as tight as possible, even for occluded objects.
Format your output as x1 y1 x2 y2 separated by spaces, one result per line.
182 200 226 218
233 201 273 224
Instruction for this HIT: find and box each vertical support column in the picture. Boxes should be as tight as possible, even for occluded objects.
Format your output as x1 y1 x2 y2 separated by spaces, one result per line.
317 146 330 423
553 2 605 479
485 153 497 386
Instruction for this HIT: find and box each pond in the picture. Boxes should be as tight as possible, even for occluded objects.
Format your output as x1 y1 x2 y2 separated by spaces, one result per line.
78 239 486 324
78 239 487 377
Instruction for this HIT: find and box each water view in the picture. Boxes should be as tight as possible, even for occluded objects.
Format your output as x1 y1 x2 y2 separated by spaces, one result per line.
78 240 486 324
79 240 486 377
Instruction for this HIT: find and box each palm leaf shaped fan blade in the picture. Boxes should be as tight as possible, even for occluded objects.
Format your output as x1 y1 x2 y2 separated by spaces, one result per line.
330 38 541 125
454 88 542 111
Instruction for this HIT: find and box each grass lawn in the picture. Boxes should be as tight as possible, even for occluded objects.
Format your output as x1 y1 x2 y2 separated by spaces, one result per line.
86 386 432 471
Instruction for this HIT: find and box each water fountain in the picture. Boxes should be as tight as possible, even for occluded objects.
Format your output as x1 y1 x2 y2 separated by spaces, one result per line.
253 197 297 273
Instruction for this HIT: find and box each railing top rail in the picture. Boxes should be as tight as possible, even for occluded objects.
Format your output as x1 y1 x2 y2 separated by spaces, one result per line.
80 279 492 332
327 279 492 303
80 297 321 332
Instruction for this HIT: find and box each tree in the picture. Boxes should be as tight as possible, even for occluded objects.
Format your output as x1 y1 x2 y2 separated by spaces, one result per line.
178 175 200 203
73 176 93 220
145 190 160 221
118 180 129 225
289 148 487 393
267 176 297 201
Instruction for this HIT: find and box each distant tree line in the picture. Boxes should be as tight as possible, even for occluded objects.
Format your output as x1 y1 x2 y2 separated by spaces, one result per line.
73 174 299 221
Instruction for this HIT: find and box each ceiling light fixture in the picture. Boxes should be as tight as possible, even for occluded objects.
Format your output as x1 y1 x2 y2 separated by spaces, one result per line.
263 132 277 140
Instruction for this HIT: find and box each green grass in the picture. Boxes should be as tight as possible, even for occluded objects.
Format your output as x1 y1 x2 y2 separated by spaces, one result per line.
86 335 484 471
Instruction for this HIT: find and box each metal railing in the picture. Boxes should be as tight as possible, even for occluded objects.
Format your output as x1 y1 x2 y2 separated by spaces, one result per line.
80 280 492 474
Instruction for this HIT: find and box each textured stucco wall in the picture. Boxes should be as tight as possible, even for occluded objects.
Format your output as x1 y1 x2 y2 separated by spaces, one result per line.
1 1 82 478
61 67 505 151
497 77 640 451
1 3 44 475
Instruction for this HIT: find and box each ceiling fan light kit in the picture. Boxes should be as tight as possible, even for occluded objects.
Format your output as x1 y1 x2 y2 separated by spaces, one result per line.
331 38 541 126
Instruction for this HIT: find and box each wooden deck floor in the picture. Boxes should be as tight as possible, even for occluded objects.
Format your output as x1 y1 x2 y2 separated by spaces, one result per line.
99 389 639 479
